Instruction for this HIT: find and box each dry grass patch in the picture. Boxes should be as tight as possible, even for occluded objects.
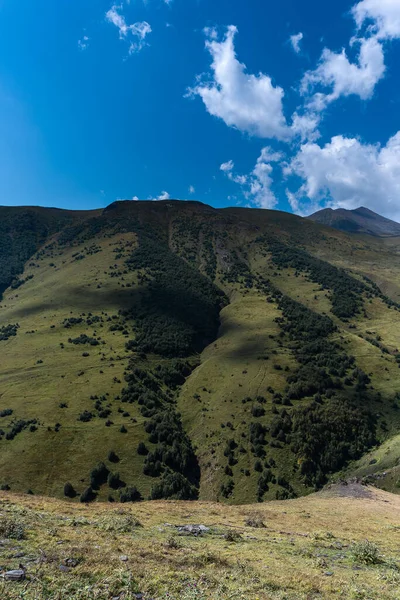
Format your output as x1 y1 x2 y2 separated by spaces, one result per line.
0 485 398 598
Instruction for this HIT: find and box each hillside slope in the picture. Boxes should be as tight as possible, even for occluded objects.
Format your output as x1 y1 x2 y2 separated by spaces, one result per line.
308 206 400 237
0 485 399 599
0 200 400 502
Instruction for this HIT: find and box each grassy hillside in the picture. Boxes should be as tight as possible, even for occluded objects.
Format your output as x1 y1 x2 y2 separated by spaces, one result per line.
0 200 400 502
0 485 399 599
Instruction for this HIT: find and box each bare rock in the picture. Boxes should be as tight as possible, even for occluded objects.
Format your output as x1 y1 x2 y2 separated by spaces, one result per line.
4 569 25 581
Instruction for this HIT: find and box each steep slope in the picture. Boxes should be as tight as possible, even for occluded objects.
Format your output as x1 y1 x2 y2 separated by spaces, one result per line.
0 200 400 503
308 206 400 237
0 205 92 297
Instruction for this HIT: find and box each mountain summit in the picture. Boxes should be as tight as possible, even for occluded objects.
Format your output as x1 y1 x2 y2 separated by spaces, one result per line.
307 206 400 237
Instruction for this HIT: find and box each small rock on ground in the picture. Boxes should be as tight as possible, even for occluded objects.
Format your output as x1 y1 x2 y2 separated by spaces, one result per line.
4 569 25 581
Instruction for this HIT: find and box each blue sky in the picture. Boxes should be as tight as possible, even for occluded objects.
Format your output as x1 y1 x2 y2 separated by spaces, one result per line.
0 0 400 219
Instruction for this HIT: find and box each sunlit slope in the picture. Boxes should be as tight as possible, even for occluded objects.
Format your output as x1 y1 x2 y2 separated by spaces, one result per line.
0 484 399 599
0 200 399 501
0 232 154 498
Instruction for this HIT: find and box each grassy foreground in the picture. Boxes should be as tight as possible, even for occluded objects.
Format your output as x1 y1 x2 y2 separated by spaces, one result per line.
0 485 399 599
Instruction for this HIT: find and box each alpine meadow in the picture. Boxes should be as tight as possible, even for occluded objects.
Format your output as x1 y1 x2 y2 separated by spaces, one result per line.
1 200 400 503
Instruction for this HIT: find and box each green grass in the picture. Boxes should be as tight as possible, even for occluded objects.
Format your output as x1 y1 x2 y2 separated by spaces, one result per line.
1 199 400 501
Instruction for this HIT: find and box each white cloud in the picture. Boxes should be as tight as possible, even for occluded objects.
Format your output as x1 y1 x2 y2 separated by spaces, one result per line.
220 160 247 184
297 0 400 122
106 4 151 54
188 185 195 194
257 146 283 163
188 26 291 140
353 0 400 40
157 190 171 200
78 36 90 51
290 111 321 142
132 195 139 200
290 32 303 54
302 36 385 107
203 26 218 40
220 160 234 173
220 147 282 208
286 189 303 215
286 132 400 220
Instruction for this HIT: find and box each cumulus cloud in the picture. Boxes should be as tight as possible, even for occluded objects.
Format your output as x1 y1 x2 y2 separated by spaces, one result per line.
188 185 195 194
302 36 385 107
157 190 171 200
106 4 151 54
188 26 291 140
353 0 400 40
220 147 282 208
286 132 400 220
290 32 303 54
298 0 400 120
290 111 321 142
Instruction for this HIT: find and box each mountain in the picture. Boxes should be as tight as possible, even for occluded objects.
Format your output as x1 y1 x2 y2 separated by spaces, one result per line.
308 206 400 237
0 199 400 503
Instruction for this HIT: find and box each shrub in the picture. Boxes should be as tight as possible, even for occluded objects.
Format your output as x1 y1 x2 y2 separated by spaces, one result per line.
107 472 123 490
78 410 93 423
90 462 109 489
108 450 119 463
5 419 37 440
251 404 265 418
120 425 127 434
64 482 76 498
165 535 181 549
224 530 242 542
80 486 97 503
352 540 380 565
245 512 265 528
0 517 25 540
137 441 149 456
119 486 142 503
0 409 12 418
220 478 234 499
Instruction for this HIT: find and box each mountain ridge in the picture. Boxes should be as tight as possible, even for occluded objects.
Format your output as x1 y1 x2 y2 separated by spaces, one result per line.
308 206 400 237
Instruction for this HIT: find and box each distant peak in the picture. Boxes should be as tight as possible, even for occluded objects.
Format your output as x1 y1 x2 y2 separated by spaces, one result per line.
307 205 400 237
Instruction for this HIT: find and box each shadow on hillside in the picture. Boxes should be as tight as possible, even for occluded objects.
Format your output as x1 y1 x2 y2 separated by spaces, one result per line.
219 337 272 361
9 283 223 353
9 285 143 319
